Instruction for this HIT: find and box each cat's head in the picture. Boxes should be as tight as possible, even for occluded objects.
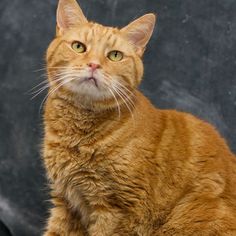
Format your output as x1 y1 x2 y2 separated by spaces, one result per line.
47 0 156 110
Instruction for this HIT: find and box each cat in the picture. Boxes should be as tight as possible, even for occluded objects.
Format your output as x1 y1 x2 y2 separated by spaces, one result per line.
42 0 236 235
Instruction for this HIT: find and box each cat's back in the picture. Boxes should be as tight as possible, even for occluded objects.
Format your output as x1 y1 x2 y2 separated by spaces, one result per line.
157 106 236 197
136 91 235 164
157 105 236 167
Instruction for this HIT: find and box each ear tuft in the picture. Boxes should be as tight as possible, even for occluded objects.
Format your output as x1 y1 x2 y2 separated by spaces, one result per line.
121 13 156 55
57 0 88 35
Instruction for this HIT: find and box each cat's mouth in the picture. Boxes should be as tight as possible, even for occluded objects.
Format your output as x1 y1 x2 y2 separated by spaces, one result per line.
63 71 111 100
78 73 100 88
84 77 98 87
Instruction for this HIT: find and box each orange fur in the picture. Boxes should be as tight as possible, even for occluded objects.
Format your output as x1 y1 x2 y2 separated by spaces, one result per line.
43 0 236 235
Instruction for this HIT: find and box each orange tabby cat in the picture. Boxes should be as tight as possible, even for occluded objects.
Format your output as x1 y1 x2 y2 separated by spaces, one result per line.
43 0 236 235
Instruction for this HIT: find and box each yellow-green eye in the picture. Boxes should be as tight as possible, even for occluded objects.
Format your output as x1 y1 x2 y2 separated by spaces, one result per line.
72 41 86 53
107 50 123 61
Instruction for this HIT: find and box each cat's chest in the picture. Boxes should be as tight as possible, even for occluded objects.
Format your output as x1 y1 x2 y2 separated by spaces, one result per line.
51 144 119 224
50 143 105 185
55 144 111 186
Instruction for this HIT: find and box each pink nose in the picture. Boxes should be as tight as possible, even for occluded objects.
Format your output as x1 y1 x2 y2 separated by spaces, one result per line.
88 62 101 71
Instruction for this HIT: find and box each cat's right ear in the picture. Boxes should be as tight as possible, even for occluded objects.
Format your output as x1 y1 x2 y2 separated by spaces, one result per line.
56 0 88 35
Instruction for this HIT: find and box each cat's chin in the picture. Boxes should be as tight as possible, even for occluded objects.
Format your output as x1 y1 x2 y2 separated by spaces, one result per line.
59 81 117 112
64 79 110 100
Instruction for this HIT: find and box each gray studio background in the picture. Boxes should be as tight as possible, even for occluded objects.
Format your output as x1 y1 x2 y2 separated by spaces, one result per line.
0 0 235 235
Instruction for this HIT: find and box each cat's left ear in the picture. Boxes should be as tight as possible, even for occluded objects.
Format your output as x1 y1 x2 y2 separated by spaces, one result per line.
121 14 156 56
56 0 88 35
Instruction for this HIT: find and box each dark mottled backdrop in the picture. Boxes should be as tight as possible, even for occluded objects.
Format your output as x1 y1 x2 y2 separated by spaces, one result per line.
0 0 235 235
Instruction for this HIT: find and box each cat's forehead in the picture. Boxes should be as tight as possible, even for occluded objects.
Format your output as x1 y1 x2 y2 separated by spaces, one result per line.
63 23 134 52
84 23 118 37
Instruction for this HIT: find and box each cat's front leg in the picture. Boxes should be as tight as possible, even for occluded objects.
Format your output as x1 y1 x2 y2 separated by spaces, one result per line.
43 197 86 236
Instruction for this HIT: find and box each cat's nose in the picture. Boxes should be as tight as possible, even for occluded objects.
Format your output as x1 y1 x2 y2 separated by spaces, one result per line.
88 62 101 71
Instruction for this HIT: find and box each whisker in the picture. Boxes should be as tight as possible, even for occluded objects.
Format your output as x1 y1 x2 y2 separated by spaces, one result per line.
30 69 81 97
111 85 134 120
107 87 121 119
31 84 50 99
34 66 81 73
101 73 136 119
115 87 135 108
28 79 49 93
102 71 132 89
30 76 70 98
112 83 135 109
33 68 47 73
101 71 135 101
29 72 62 93
38 76 78 114
113 80 135 97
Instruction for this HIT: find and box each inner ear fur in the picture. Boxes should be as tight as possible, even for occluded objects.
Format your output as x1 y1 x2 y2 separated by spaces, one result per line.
56 0 88 35
121 13 156 56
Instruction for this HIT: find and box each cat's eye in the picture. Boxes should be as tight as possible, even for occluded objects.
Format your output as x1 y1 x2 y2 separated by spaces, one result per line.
72 41 86 53
107 50 123 61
